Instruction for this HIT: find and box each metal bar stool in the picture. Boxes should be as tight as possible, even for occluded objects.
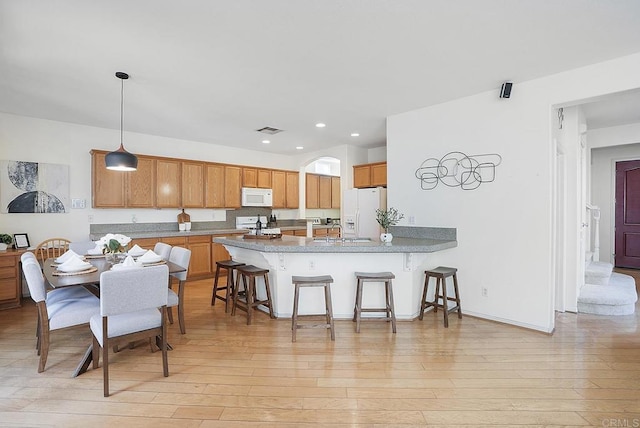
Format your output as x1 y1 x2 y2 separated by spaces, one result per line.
291 275 335 342
211 259 245 313
353 271 396 333
232 265 274 325
419 266 462 327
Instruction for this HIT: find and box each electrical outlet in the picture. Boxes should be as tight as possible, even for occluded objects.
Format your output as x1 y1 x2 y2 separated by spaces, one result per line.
132 214 137 223
88 215 94 223
409 215 415 225
482 287 488 297
309 260 315 270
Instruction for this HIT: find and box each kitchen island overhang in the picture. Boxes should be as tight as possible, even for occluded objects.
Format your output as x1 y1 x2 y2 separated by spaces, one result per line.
214 234 457 320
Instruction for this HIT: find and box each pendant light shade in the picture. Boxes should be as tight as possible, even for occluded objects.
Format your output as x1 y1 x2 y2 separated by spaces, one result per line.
105 71 138 171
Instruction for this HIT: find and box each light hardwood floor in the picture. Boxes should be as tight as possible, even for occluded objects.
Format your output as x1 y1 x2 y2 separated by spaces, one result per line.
1 276 639 427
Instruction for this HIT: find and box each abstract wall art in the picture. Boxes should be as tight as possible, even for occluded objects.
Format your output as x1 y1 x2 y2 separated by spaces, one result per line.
415 151 502 191
0 160 69 213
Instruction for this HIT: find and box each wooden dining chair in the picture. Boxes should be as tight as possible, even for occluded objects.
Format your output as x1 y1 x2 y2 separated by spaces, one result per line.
90 264 169 397
167 246 191 334
35 238 71 263
21 253 100 373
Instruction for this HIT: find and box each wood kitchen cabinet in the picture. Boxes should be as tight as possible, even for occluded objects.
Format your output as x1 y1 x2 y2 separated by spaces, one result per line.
274 170 300 209
205 163 225 208
353 162 387 188
156 158 181 207
224 166 242 208
92 151 126 207
185 235 212 279
0 250 23 310
271 170 286 208
331 176 341 208
243 167 272 189
127 157 156 208
306 173 338 209
318 175 332 208
182 161 205 208
285 172 299 208
306 173 320 208
92 151 155 208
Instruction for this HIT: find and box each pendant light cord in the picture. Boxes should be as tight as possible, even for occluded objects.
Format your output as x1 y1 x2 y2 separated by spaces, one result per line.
120 76 125 149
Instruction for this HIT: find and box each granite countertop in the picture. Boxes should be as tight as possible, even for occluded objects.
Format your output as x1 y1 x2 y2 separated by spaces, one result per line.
89 224 336 240
214 234 457 253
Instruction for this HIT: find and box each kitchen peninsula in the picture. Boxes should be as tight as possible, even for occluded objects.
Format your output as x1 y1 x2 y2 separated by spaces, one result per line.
215 227 457 319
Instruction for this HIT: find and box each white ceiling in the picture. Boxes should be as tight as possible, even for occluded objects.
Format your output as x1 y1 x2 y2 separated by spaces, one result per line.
1 0 640 154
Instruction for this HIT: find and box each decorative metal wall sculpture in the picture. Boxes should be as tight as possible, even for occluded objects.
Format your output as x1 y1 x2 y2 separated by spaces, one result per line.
415 152 502 190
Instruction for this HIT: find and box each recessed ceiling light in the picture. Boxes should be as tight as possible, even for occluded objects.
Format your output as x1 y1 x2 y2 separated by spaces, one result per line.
351 133 360 137
296 146 304 150
262 140 270 144
315 123 326 128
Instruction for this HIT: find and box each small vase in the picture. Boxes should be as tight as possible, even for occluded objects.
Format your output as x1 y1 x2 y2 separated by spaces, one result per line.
380 233 393 243
0 243 7 251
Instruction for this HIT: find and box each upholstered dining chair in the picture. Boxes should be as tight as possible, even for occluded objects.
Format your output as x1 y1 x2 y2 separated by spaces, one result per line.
35 238 71 263
153 242 172 261
167 246 191 334
69 240 97 255
21 253 100 373
90 264 169 397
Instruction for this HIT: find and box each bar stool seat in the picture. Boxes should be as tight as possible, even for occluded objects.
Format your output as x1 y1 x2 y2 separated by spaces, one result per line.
291 275 335 342
419 266 462 328
353 271 396 333
232 265 274 325
211 260 245 313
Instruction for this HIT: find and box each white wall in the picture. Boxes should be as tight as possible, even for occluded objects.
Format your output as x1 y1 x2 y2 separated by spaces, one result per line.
0 112 300 245
591 142 640 264
387 52 640 332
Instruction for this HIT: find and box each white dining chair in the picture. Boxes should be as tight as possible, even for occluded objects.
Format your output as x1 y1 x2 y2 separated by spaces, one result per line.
21 254 100 373
167 246 191 334
90 264 169 397
154 242 172 261
69 241 98 255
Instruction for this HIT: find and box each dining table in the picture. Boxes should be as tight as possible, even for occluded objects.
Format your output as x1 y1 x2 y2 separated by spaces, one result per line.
42 255 186 377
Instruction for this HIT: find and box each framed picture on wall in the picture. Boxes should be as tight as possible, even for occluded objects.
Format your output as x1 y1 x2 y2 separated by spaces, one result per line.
14 233 30 249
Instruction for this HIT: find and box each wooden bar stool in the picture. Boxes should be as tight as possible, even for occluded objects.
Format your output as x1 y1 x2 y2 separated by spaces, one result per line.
211 259 245 313
232 265 274 325
291 275 335 342
353 272 396 333
419 266 462 328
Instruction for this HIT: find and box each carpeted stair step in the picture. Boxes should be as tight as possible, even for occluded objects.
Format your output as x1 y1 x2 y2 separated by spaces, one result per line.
578 272 638 316
584 261 613 286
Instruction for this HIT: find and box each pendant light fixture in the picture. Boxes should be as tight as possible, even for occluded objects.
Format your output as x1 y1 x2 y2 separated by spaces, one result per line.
105 71 138 171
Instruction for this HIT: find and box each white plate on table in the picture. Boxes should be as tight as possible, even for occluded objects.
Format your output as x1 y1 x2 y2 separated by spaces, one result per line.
57 262 93 273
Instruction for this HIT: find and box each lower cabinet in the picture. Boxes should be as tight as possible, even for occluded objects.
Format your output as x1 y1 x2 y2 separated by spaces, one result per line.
0 250 23 310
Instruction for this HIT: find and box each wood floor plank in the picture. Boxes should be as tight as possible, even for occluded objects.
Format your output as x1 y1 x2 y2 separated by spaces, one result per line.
1 277 638 426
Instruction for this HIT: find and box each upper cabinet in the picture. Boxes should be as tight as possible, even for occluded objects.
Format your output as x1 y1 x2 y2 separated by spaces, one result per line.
243 167 272 189
306 173 339 209
126 156 156 208
285 171 299 209
224 165 242 208
182 161 205 208
205 163 225 208
92 151 126 208
353 162 387 188
156 158 181 208
91 150 294 210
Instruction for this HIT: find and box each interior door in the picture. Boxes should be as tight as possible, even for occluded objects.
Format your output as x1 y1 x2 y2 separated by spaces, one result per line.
615 159 640 268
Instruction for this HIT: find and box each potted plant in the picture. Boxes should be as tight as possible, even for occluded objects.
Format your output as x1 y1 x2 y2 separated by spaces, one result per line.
375 207 404 243
0 234 13 251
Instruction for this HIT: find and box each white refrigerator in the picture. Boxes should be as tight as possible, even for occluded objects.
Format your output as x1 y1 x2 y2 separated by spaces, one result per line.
342 187 387 239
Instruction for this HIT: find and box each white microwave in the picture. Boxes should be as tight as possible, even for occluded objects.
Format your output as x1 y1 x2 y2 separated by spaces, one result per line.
241 187 273 207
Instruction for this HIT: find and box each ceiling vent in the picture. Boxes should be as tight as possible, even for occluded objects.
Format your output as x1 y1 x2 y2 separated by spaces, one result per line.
256 126 283 135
